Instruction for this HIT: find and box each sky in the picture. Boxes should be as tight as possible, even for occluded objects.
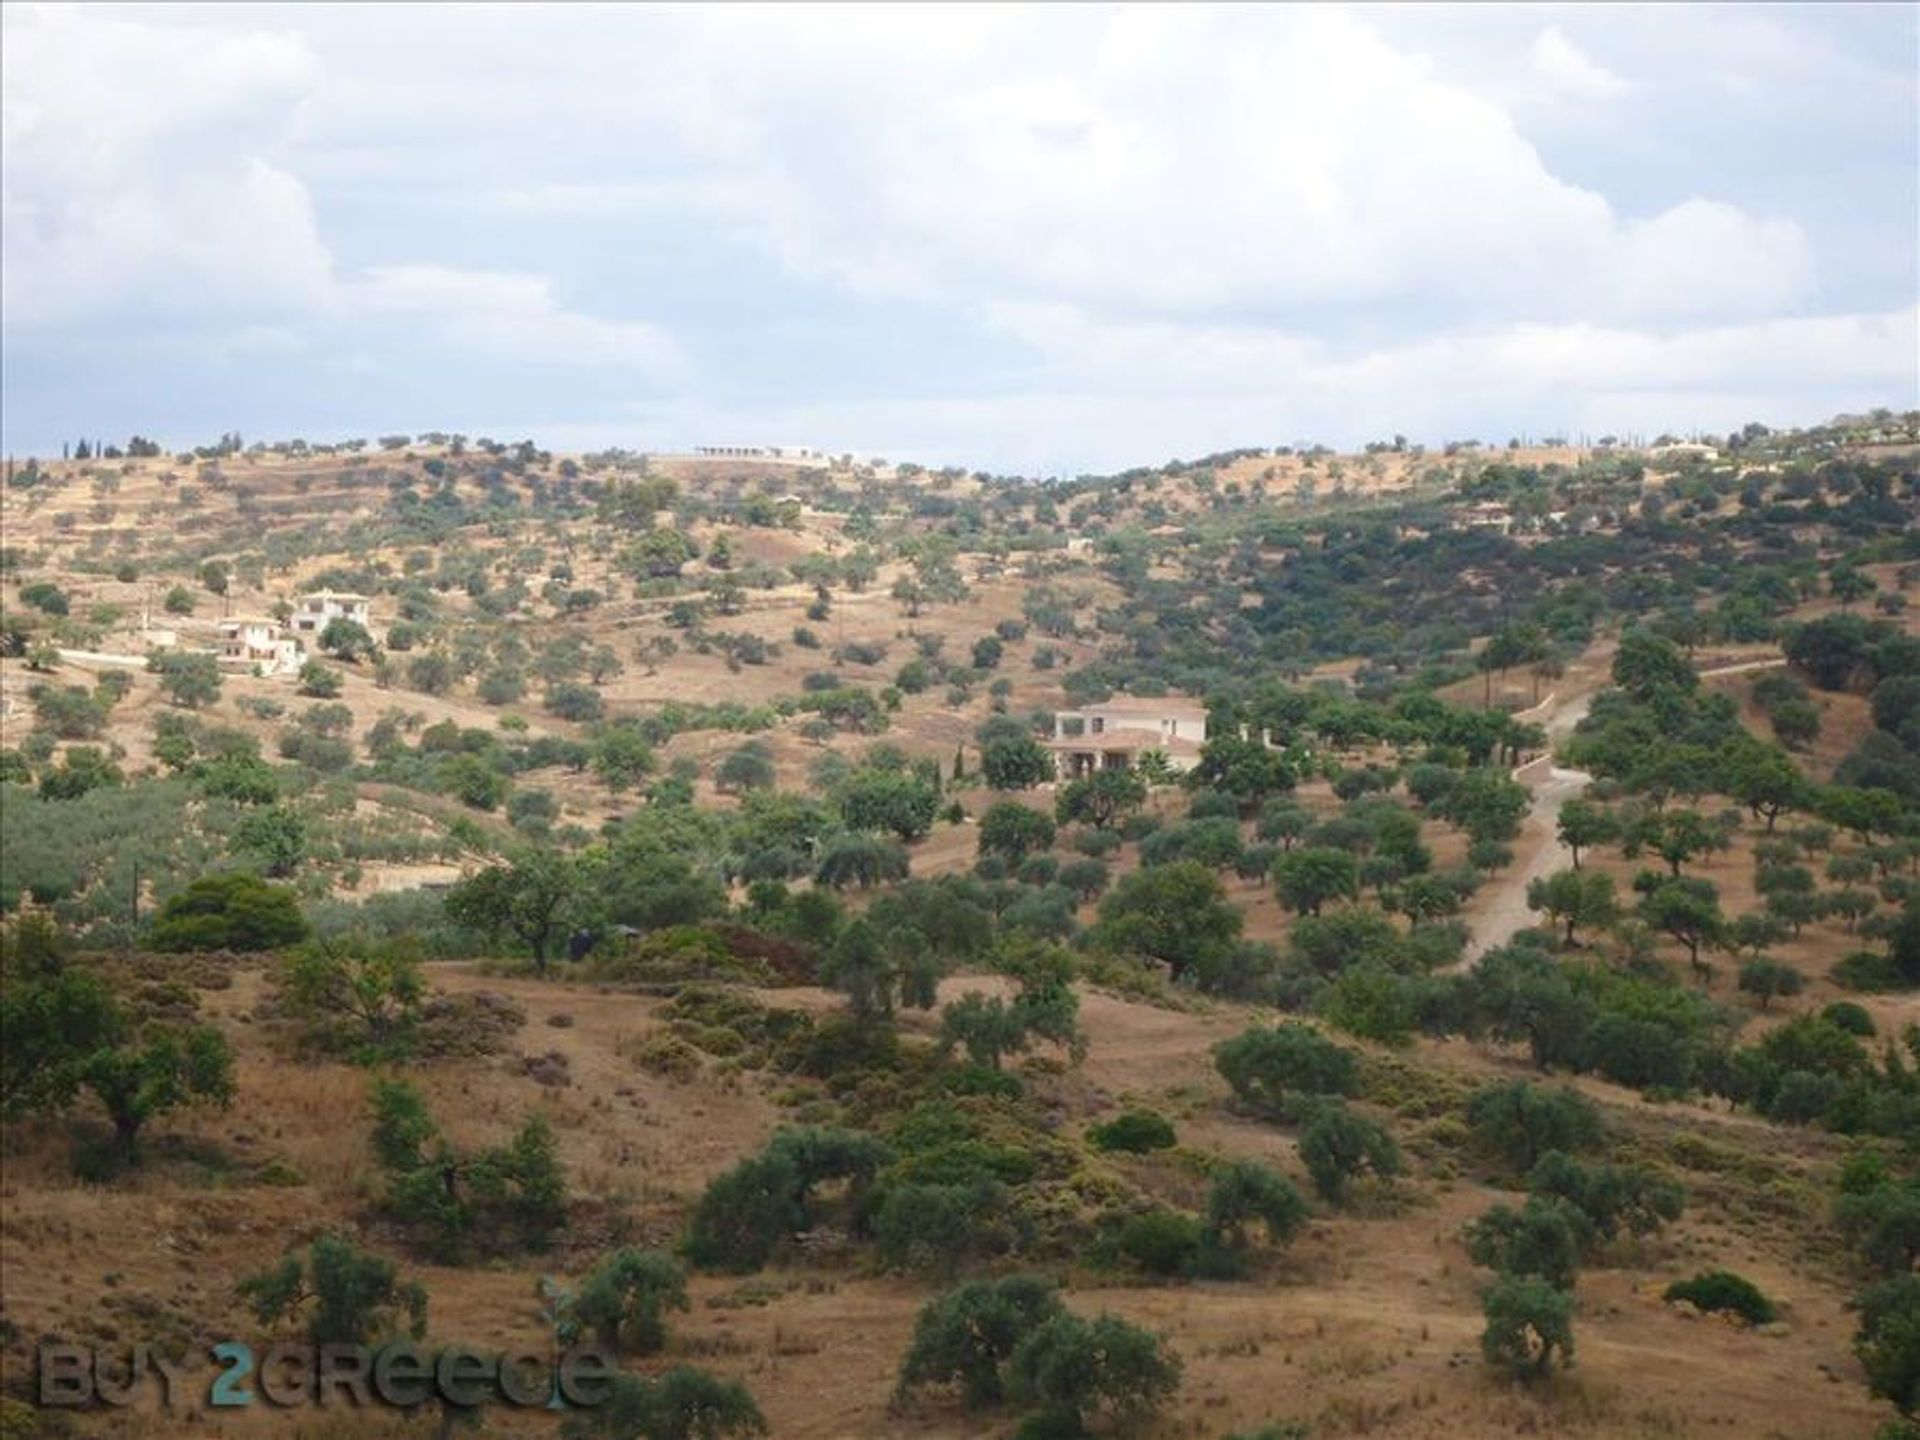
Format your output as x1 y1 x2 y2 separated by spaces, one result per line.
3 2 1915 474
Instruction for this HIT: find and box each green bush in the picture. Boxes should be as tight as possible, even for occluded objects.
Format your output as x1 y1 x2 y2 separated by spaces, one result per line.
874 1179 1011 1273
896 1275 1065 1411
148 873 308 952
1481 1274 1574 1380
279 937 424 1061
1114 1209 1206 1277
683 1152 803 1273
1822 1000 1877 1036
1087 1110 1176 1154
1007 1312 1181 1436
1213 1023 1358 1117
565 1248 689 1354
1526 1151 1684 1243
1855 1275 1920 1417
1468 1082 1602 1172
1205 1161 1308 1254
238 1234 427 1345
1465 1198 1583 1290
0 963 235 1164
1664 1270 1776 1325
370 1080 568 1262
562 1366 765 1440
685 1127 892 1272
1298 1102 1401 1204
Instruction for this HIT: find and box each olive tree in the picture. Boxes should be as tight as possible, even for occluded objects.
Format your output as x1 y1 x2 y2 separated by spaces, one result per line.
1481 1275 1574 1381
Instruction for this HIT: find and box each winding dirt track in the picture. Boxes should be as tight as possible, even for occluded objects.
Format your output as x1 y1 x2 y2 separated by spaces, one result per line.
1457 690 1593 965
1455 654 1786 965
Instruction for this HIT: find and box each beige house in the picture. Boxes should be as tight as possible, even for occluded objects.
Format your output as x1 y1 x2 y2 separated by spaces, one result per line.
1049 697 1208 779
218 617 303 676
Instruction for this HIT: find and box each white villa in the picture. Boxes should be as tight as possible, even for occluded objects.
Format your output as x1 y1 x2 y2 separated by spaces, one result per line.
291 590 374 641
1049 697 1209 779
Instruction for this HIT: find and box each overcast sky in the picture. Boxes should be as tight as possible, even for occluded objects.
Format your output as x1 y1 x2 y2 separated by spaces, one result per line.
3 3 1915 473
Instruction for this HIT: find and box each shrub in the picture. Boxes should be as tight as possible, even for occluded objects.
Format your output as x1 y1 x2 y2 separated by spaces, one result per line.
546 680 606 722
896 1275 1065 1411
1855 1275 1920 1417
0 965 235 1164
684 1153 803 1272
1481 1275 1574 1381
1822 1001 1877 1037
238 1234 427 1345
1057 858 1110 901
370 1081 568 1262
1298 1102 1401 1203
1213 1023 1358 1117
1205 1161 1308 1254
1664 1270 1776 1325
152 651 221 708
148 873 309 952
1468 1082 1601 1172
1465 1198 1583 1290
1107 1210 1204 1280
1072 828 1122 858
1007 1312 1181 1436
980 803 1058 861
1088 1110 1176 1154
1738 958 1806 1009
980 734 1055 790
1526 1151 1684 1243
685 1127 892 1272
565 1248 689 1354
279 937 425 1061
38 746 123 800
562 1366 765 1440
815 833 911 890
875 1180 1011 1273
20 581 69 615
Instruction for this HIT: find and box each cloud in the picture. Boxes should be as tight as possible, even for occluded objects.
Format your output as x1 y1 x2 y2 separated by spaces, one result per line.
599 302 1917 474
352 266 682 374
0 3 679 380
586 8 1810 330
0 5 331 325
1 4 1910 468
1531 26 1629 99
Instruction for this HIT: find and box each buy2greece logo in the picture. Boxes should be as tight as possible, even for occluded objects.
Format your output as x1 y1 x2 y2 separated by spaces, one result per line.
37 1340 620 1410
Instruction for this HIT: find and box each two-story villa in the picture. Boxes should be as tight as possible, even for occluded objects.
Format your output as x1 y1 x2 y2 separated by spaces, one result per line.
1048 697 1208 779
290 590 374 641
217 617 303 676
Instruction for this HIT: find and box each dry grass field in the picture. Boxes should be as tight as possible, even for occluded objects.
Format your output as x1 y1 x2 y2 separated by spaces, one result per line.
0 956 1889 1439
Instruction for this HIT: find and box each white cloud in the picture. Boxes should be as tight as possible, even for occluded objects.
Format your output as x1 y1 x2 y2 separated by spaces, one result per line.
2 4 1910 468
353 267 682 374
588 8 1810 329
0 4 331 325
1531 26 1629 99
0 3 679 380
598 303 1917 474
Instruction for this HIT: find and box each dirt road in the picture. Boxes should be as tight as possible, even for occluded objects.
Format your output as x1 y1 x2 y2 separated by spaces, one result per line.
1456 690 1593 965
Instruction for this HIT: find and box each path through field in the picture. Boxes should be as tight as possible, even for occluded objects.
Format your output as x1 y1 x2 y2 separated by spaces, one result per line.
1455 652 1786 965
1457 689 1593 964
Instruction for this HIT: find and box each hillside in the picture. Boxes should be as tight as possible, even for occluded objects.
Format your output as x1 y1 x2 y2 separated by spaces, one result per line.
2 417 1918 1440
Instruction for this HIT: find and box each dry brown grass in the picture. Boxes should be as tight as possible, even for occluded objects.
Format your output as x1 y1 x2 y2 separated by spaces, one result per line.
0 952 1897 1439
